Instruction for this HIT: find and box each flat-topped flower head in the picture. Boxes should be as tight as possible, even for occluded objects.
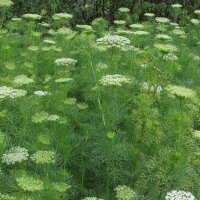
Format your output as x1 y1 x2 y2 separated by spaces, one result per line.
115 185 137 200
118 7 130 13
52 13 73 20
34 90 49 96
52 182 71 192
129 23 144 29
99 74 131 86
171 4 182 8
191 18 199 25
32 112 60 123
154 44 178 52
163 53 178 61
133 30 150 35
2 147 29 165
144 13 155 17
194 10 200 15
22 14 42 20
0 0 13 8
167 85 198 103
14 75 34 86
97 35 131 49
0 86 27 99
83 197 104 200
172 29 186 36
55 78 74 83
155 17 170 24
193 130 200 139
43 39 56 45
16 175 44 192
156 34 172 40
76 24 93 31
55 58 77 66
165 190 196 200
114 20 126 25
28 45 39 51
31 150 55 164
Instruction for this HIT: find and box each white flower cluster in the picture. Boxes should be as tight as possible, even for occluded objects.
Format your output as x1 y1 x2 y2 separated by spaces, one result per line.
22 14 42 20
14 75 35 86
144 13 155 17
83 197 104 200
52 13 73 20
191 18 199 25
32 111 60 123
31 150 55 164
118 7 130 13
99 74 131 86
156 34 172 40
55 58 78 66
133 31 149 35
140 82 162 94
0 86 27 99
52 182 71 192
0 0 13 7
163 53 178 61
16 175 44 192
171 4 182 8
43 39 56 45
34 90 49 96
115 185 137 200
165 190 196 200
194 10 200 15
129 23 144 29
155 17 170 24
97 35 131 49
2 147 29 165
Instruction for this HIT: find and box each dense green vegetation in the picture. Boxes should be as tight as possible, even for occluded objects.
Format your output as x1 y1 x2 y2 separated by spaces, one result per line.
0 1 200 200
2 0 200 24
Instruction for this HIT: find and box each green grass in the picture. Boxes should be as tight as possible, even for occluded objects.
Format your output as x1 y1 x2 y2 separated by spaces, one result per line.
0 4 200 200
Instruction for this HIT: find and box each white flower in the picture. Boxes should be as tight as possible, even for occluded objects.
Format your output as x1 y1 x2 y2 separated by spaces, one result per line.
2 147 29 165
165 190 196 200
16 175 44 192
163 53 178 61
34 90 49 96
194 10 200 15
52 13 73 20
115 185 137 200
43 39 56 45
144 13 155 17
140 82 162 94
99 74 131 86
171 4 182 8
83 197 104 200
0 86 27 99
191 18 199 25
118 7 130 13
133 31 149 35
14 75 34 86
47 115 60 121
55 58 77 66
55 78 74 83
114 20 126 25
0 0 13 7
22 14 42 20
155 17 170 23
31 150 55 164
156 34 172 40
129 23 144 29
97 35 131 49
172 29 186 36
